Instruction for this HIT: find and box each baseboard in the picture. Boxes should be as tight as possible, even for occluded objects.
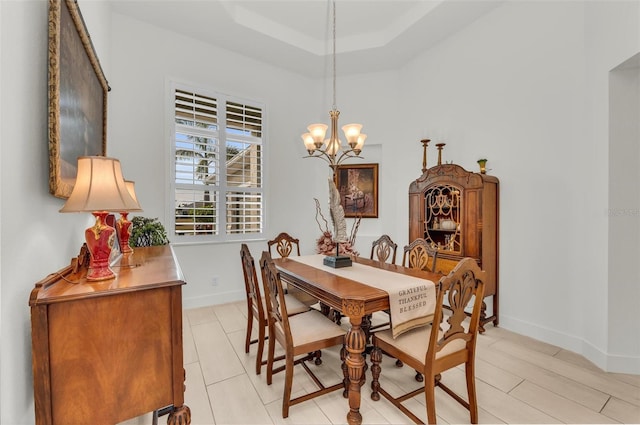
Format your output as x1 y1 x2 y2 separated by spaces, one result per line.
183 290 244 310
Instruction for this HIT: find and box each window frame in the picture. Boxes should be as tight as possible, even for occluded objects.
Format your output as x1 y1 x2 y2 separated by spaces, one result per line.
167 81 266 244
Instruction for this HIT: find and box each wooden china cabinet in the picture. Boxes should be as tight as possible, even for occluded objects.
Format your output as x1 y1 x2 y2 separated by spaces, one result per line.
409 142 499 330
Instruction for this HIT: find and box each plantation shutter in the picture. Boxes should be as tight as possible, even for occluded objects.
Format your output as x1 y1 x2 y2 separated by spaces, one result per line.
171 84 264 240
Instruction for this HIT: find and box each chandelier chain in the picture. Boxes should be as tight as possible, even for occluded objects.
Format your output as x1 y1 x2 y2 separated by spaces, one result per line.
332 0 337 111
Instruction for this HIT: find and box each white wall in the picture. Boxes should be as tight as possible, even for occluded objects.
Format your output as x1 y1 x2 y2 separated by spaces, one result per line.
1 0 639 422
107 13 333 307
609 57 640 370
0 1 111 422
585 1 640 372
396 0 640 372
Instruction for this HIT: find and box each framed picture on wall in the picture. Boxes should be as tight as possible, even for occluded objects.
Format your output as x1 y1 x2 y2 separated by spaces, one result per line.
335 163 379 218
48 0 110 198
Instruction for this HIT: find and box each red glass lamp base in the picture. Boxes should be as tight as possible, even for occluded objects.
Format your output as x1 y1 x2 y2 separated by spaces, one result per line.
85 211 116 281
116 212 133 254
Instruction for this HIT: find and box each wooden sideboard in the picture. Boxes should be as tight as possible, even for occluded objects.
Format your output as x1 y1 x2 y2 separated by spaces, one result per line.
29 245 191 425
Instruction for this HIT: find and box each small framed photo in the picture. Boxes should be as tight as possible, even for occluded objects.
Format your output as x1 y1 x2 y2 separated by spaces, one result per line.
335 163 379 218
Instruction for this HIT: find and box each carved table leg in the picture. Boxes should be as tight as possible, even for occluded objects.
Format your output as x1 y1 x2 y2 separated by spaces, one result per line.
343 299 366 425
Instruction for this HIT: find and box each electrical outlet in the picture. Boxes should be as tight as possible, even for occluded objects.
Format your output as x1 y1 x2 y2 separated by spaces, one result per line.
212 276 219 286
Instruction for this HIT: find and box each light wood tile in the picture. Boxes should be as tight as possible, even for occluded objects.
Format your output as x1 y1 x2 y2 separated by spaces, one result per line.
492 338 640 407
184 362 216 424
186 305 218 326
610 372 640 388
554 348 602 372
509 381 618 423
478 343 611 411
183 318 199 365
192 320 245 385
264 389 332 425
488 327 562 356
207 374 273 424
444 367 560 423
473 357 523 393
213 302 247 333
602 396 640 423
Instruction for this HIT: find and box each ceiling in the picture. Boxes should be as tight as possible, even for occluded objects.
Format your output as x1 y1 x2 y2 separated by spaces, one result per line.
110 0 504 78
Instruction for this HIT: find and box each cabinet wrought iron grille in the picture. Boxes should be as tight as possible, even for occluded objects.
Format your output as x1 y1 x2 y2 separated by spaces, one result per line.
423 184 462 253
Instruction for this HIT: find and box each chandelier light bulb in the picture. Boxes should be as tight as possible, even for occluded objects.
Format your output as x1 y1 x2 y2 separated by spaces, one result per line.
342 123 362 147
307 123 328 147
354 133 367 153
301 133 316 153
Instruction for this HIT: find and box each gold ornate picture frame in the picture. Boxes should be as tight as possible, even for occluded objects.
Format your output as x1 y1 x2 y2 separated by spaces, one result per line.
335 163 379 218
48 0 109 198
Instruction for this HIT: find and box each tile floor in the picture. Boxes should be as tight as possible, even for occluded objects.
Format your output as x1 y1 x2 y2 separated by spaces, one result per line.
122 301 640 424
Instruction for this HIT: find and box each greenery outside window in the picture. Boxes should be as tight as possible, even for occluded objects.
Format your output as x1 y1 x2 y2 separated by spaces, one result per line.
170 82 264 241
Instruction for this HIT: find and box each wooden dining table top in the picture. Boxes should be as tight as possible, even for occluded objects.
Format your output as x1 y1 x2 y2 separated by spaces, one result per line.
273 255 443 315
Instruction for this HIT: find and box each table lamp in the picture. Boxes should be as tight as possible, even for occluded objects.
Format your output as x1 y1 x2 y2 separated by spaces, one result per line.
116 180 143 254
60 156 140 281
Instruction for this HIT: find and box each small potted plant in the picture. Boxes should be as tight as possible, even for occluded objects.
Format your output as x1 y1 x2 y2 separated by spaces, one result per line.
477 158 488 174
130 216 169 247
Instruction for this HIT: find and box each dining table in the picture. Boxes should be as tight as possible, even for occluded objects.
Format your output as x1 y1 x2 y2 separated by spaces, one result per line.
273 254 442 425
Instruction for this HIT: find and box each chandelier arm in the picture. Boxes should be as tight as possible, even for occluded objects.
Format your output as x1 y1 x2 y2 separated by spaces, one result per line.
303 152 334 166
334 150 365 167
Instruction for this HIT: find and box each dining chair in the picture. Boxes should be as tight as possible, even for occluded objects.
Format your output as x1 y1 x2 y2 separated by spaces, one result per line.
369 258 486 424
259 251 348 418
397 238 440 380
402 238 438 272
240 244 310 375
370 234 398 265
267 231 320 309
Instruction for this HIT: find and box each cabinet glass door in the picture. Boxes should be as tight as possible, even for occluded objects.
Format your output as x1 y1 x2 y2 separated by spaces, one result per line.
423 184 461 253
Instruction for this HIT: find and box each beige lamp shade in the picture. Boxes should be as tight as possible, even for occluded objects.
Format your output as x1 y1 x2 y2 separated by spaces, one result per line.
124 180 143 211
60 156 140 213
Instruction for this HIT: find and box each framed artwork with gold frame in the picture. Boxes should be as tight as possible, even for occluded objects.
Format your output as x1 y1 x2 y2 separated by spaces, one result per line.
48 0 109 198
335 163 379 218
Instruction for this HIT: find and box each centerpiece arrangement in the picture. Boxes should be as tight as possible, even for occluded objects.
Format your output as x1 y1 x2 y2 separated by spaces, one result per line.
323 178 353 268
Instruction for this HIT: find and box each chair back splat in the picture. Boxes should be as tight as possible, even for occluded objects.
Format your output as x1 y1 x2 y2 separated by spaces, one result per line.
403 238 438 272
267 232 300 258
370 257 486 424
370 234 398 265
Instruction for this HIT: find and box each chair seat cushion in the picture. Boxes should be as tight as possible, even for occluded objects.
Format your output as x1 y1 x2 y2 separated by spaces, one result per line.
261 294 310 317
283 294 311 315
374 325 466 366
287 310 346 347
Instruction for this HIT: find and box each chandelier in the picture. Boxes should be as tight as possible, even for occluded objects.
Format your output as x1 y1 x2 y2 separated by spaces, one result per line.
301 0 366 175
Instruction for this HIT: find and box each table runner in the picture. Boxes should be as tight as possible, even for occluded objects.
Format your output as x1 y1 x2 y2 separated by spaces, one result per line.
290 255 435 338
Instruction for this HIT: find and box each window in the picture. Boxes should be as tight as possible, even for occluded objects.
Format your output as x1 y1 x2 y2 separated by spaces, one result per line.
170 83 264 242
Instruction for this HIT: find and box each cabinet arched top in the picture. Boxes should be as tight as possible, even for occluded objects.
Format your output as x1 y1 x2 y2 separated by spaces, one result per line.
409 163 499 194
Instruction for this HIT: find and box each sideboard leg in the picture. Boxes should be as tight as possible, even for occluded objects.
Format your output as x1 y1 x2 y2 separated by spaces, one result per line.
167 405 191 425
